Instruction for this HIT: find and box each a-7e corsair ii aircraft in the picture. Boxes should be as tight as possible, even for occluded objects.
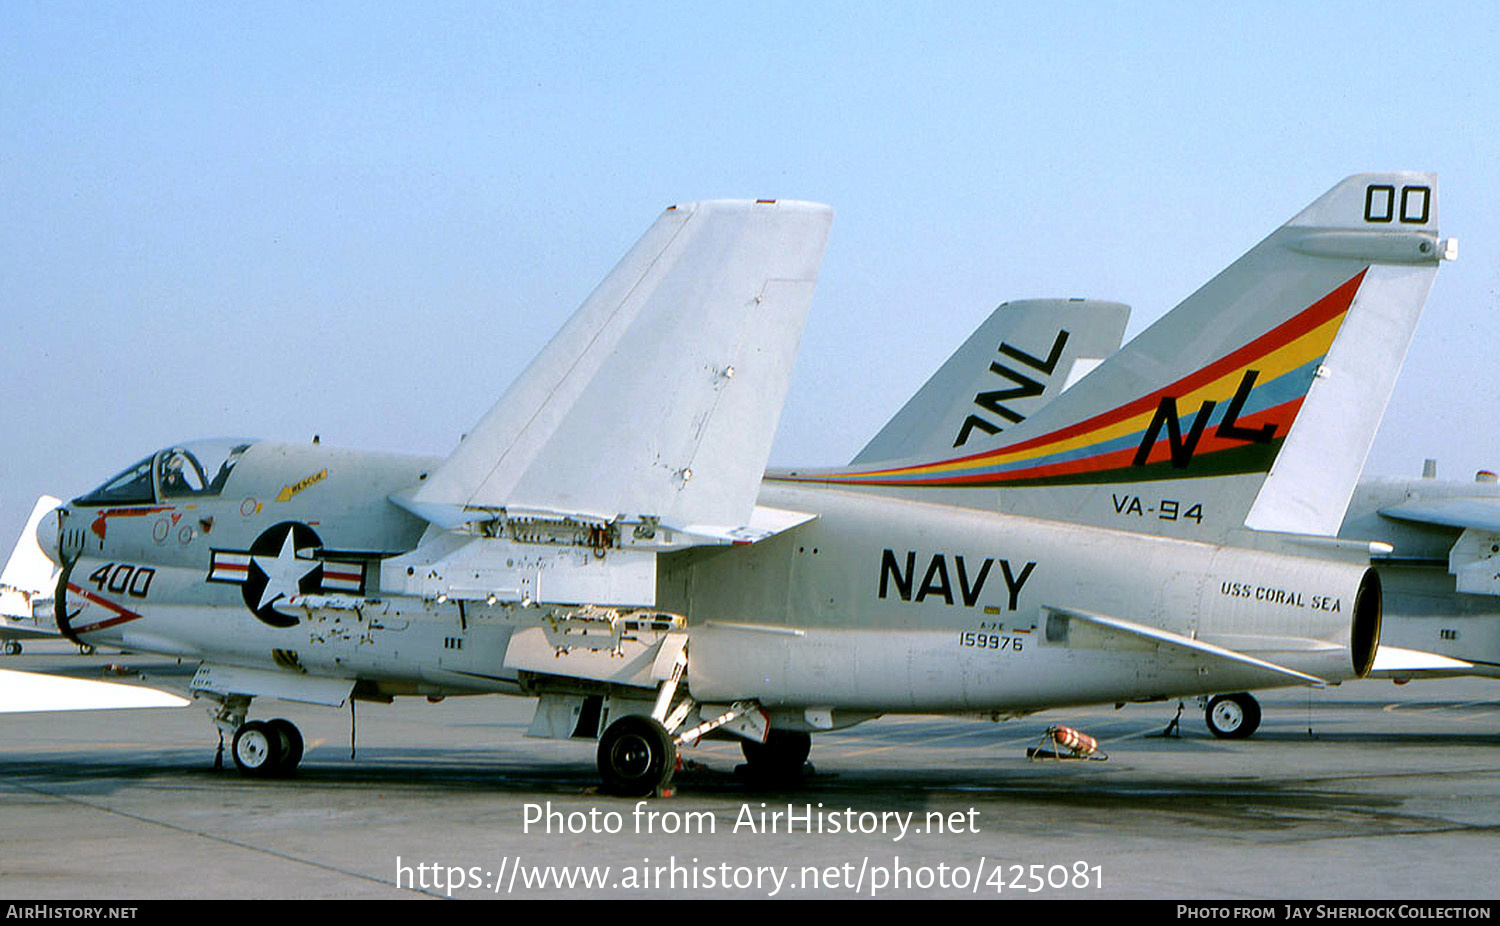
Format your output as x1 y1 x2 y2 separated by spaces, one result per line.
33 176 1453 796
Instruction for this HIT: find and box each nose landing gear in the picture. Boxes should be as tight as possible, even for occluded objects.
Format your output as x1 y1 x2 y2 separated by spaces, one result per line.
232 718 305 777
205 693 305 777
1204 692 1262 739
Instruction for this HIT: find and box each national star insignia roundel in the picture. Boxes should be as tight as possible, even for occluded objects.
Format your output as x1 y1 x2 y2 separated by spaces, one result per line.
207 521 365 627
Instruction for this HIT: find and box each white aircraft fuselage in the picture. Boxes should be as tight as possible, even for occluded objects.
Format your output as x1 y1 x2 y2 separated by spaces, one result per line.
46 438 1378 730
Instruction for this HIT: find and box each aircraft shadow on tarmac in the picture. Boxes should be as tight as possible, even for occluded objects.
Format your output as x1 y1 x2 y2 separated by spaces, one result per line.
0 736 1428 820
5 748 1448 842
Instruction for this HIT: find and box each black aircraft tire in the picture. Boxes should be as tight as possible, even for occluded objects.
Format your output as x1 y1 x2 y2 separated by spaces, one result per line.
597 716 677 797
741 729 812 778
232 720 285 777
266 718 304 773
1205 693 1262 739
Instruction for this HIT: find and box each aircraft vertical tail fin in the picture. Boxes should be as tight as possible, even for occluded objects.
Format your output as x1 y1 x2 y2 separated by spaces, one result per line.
1 496 61 618
777 174 1454 541
851 299 1129 466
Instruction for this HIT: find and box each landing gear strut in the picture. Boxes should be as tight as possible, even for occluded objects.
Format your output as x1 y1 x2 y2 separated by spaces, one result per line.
1204 693 1261 739
584 629 768 796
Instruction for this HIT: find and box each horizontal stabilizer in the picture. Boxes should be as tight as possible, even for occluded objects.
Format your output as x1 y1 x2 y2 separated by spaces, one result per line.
1367 645 1480 679
1041 605 1326 685
0 668 188 712
405 199 833 534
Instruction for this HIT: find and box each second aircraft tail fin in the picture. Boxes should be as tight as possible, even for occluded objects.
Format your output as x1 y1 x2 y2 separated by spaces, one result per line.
1 495 61 619
851 299 1129 466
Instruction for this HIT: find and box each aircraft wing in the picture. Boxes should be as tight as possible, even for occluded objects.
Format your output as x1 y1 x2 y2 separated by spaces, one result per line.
1378 497 1500 534
0 667 188 712
1378 496 1500 596
0 617 61 642
1041 605 1327 685
401 199 833 539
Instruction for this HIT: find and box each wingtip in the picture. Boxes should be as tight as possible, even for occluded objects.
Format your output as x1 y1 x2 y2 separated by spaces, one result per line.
666 198 834 218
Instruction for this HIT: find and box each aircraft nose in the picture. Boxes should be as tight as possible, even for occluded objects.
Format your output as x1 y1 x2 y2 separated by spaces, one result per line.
34 506 61 565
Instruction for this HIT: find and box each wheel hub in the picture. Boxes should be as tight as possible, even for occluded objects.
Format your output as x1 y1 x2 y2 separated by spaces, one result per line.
236 729 272 768
611 736 653 779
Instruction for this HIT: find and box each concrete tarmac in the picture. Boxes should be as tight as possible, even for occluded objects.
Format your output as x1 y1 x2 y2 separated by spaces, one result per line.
2 641 1498 900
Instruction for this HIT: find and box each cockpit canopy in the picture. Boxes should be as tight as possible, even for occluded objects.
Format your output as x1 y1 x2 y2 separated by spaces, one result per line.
73 438 257 506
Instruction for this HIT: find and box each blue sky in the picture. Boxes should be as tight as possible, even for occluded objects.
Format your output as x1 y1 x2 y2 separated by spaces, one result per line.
3 1 1498 548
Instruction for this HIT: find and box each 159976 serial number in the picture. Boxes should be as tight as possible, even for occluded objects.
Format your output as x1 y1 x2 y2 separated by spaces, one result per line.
958 631 1023 652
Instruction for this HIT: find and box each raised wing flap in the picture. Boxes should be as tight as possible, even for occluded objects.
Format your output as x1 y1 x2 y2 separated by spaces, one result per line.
407 200 833 530
672 505 817 546
1041 605 1326 685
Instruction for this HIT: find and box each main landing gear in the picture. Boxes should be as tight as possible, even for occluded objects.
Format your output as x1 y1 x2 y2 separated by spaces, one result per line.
593 713 814 797
205 693 306 777
591 640 782 797
1204 692 1262 739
